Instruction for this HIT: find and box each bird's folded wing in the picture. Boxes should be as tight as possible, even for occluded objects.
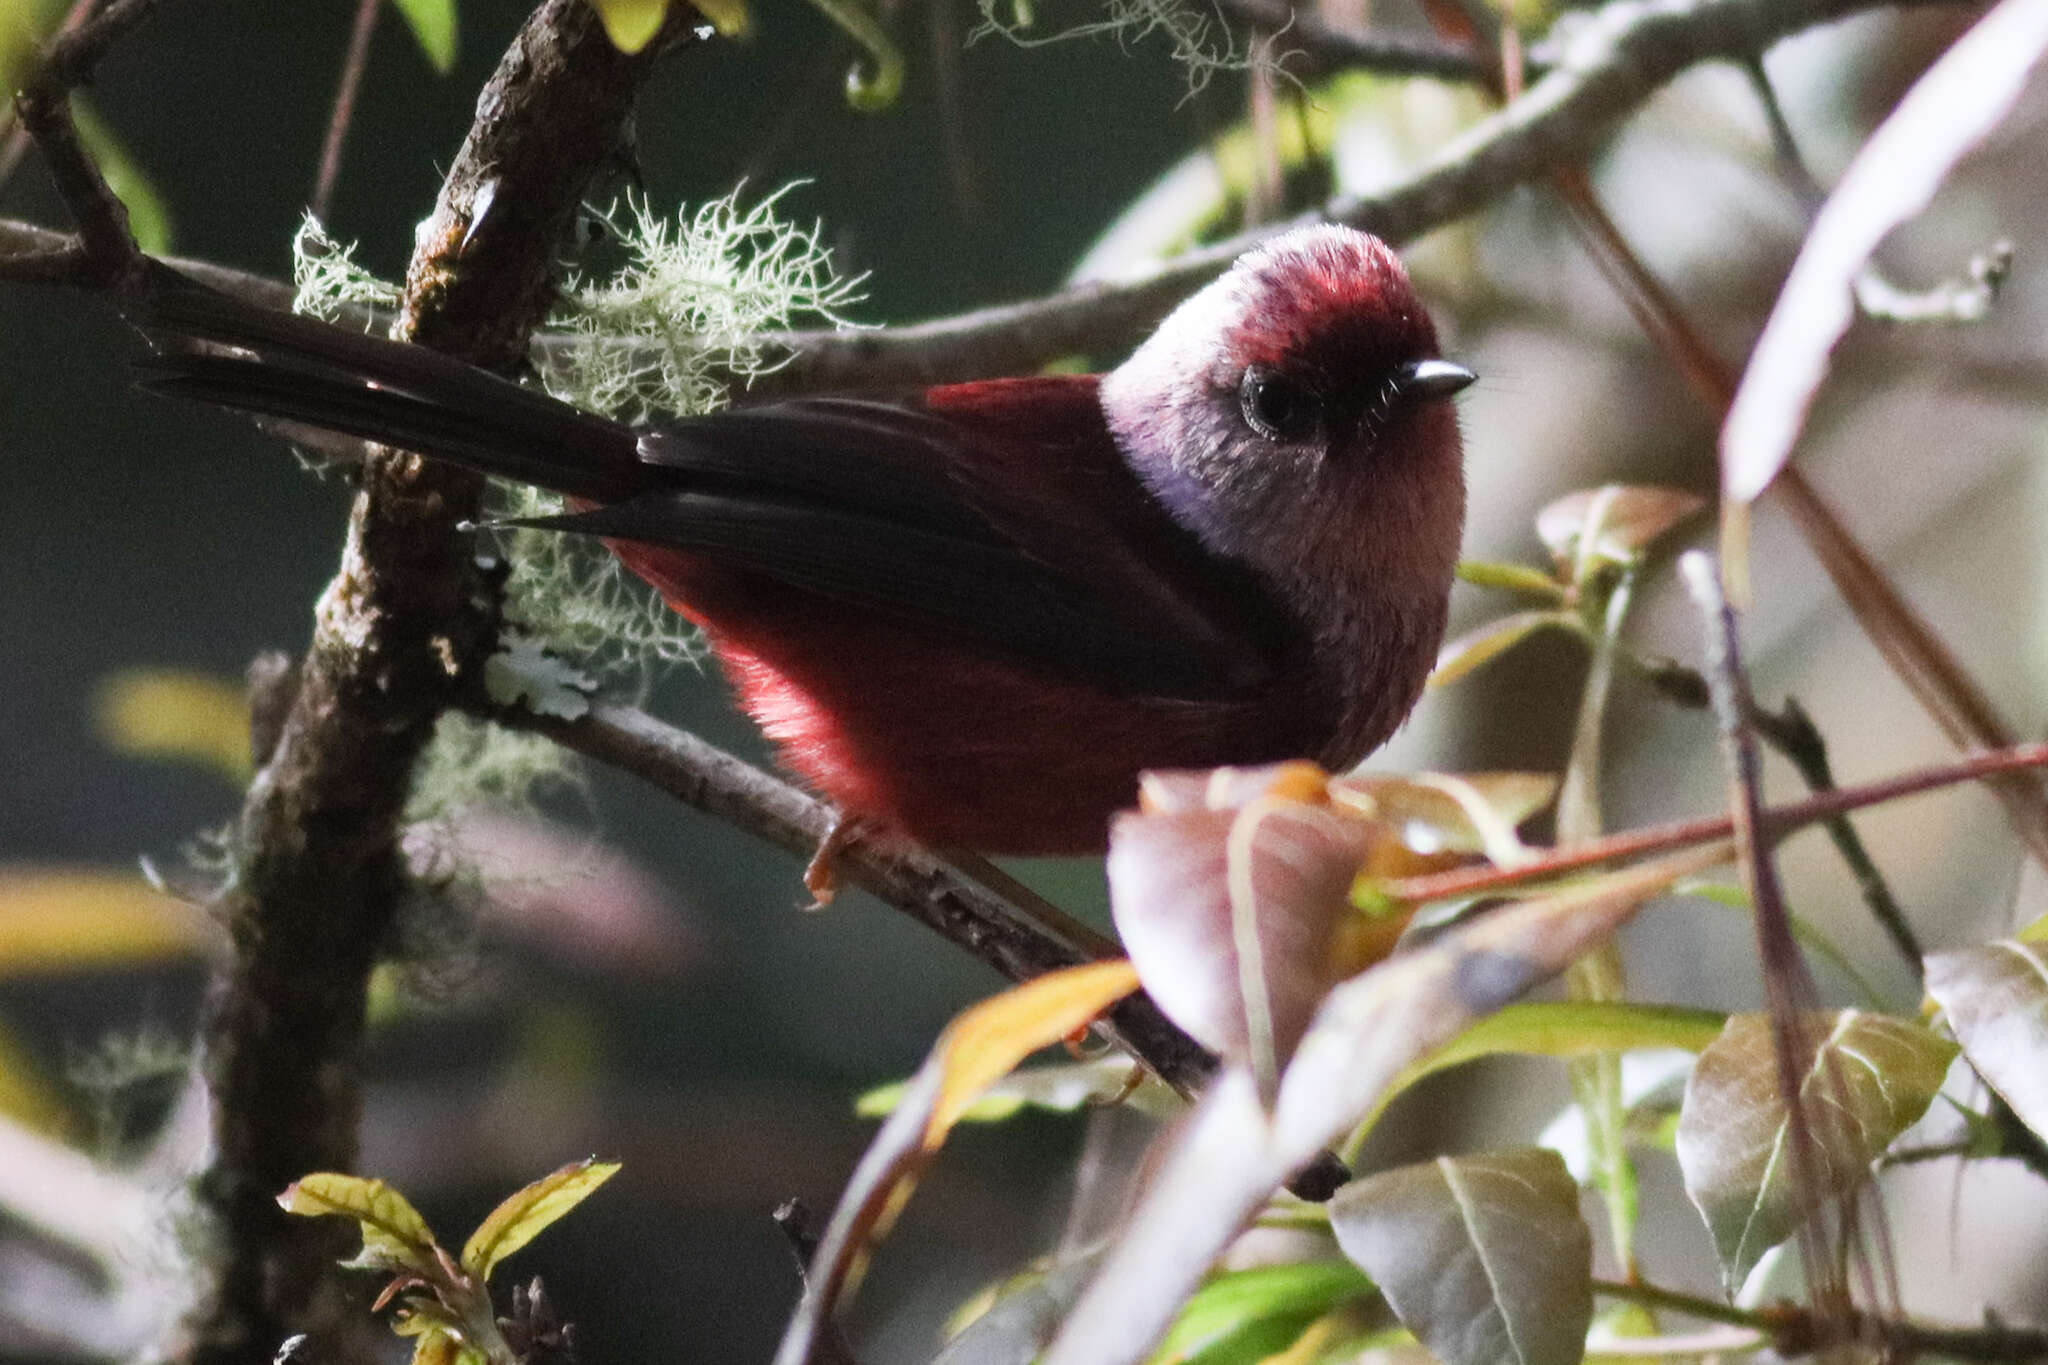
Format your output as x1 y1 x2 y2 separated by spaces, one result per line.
530 386 1295 701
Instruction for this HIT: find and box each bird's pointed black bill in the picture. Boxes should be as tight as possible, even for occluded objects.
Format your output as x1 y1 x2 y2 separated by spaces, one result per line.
1394 358 1477 400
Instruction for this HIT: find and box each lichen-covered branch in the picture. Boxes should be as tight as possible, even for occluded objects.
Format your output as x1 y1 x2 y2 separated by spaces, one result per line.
179 6 703 1365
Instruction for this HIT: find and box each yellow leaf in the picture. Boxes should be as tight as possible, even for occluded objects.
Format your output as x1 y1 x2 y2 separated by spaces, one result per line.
388 0 458 71
409 1330 468 1365
461 1158 620 1281
279 1172 439 1276
590 0 670 51
94 668 251 783
0 869 209 974
927 960 1142 1143
689 0 751 37
0 1017 71 1135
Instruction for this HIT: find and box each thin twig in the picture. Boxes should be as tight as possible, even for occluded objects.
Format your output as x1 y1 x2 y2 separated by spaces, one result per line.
1210 0 1498 83
727 0 1979 396
1545 131 2048 876
0 0 106 194
6 0 172 287
470 694 1219 1099
310 0 382 223
1382 738 2048 904
1627 650 1921 972
1681 550 1853 1322
1749 697 1921 967
1594 1277 2048 1362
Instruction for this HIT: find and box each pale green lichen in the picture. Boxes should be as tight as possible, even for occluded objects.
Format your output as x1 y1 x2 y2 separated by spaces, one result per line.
972 0 1253 95
406 711 588 824
290 191 860 816
291 216 402 323
540 185 866 420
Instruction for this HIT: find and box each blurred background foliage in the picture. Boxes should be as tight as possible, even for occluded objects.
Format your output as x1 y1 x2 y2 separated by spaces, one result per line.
1 0 2046 1359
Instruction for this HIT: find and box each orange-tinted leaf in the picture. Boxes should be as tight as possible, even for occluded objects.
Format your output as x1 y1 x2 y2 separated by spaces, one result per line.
460 1158 620 1281
1331 773 1555 862
1136 762 1331 816
930 960 1142 1140
771 963 1143 1365
1042 849 1712 1365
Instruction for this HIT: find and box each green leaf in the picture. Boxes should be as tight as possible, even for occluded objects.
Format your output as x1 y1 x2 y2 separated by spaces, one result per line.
460 1157 620 1280
1456 560 1568 601
279 1172 439 1276
70 99 172 254
389 0 457 72
1349 1003 1721 1152
1429 611 1579 689
1673 1011 1956 1293
1330 1149 1592 1365
1925 940 2048 1145
1156 1261 1375 1365
590 0 670 51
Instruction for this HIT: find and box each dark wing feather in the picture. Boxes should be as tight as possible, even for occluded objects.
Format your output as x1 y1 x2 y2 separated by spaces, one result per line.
126 270 1290 699
541 384 1294 700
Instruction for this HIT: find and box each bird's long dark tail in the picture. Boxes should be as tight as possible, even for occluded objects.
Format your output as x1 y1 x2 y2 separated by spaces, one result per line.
129 264 649 504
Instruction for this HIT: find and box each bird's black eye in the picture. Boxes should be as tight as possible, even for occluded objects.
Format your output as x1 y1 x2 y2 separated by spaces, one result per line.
1239 368 1322 442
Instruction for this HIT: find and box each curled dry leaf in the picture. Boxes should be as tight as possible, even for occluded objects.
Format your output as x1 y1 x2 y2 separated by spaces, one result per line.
1109 764 1372 1096
1925 940 2048 1145
1673 1011 1957 1294
1331 773 1556 863
1329 1148 1591 1365
1534 486 1707 571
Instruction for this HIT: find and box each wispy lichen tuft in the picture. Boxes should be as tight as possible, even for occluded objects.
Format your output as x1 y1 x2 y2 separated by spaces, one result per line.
972 0 1253 95
541 185 866 421
407 712 588 825
290 189 860 815
291 216 402 323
